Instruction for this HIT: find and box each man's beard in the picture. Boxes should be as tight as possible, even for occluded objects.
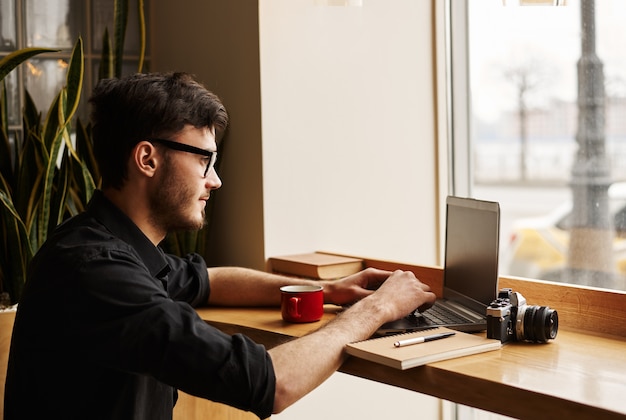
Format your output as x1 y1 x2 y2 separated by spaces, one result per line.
148 160 207 232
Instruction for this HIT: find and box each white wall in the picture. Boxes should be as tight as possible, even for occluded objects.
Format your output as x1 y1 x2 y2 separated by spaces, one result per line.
259 2 442 419
259 0 439 265
272 372 441 420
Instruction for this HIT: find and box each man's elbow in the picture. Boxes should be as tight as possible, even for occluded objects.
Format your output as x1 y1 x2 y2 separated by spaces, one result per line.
272 381 296 414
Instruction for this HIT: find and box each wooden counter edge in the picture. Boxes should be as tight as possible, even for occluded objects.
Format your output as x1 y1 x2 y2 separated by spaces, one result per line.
338 357 624 419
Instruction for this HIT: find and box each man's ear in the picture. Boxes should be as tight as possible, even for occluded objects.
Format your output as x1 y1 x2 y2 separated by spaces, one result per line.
133 141 159 177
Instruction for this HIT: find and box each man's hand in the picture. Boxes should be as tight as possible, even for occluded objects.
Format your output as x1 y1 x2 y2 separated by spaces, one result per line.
321 268 435 318
319 267 390 305
365 269 436 322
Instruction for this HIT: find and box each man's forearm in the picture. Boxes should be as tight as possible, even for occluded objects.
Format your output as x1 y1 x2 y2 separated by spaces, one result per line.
268 295 389 414
208 267 435 414
207 266 319 306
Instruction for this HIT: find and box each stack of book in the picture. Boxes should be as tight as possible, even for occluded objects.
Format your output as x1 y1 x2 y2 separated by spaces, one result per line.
267 252 364 280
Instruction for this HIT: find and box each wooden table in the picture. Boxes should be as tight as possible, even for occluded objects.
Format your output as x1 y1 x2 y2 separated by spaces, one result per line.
188 256 626 419
196 304 626 419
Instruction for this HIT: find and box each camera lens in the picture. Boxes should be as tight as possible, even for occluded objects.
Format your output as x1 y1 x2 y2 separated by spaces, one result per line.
522 305 558 343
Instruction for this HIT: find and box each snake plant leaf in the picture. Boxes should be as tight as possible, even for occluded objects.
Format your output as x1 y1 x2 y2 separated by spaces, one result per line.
77 163 96 211
41 90 61 151
137 0 146 73
0 128 12 192
15 127 47 222
49 150 71 230
17 94 47 240
68 142 96 212
64 37 84 124
113 0 129 77
75 119 99 184
57 39 85 166
22 90 42 138
98 28 114 80
37 89 67 247
0 80 11 189
66 169 93 216
0 189 33 301
162 233 182 257
65 37 85 122
0 47 59 83
0 171 10 198
42 39 83 152
179 230 198 257
0 79 6 134
36 38 83 244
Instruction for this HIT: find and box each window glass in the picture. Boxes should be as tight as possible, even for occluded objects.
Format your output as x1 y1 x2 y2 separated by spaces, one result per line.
468 0 626 291
0 1 16 50
23 58 70 113
25 0 85 49
3 71 19 125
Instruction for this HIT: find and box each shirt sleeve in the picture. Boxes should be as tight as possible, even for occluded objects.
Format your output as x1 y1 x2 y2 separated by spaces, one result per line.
163 252 210 307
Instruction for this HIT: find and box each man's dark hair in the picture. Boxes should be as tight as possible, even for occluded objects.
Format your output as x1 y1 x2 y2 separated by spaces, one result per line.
89 72 229 189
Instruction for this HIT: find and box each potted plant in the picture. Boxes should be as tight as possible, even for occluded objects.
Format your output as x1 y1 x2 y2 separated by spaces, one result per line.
0 0 148 307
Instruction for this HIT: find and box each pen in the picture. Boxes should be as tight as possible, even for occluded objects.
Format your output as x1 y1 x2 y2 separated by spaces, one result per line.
393 331 456 348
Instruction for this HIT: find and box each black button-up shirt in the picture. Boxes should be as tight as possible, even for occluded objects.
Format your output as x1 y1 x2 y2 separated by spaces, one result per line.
4 191 275 419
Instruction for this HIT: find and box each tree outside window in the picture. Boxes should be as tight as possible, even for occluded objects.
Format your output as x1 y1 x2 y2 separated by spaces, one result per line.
468 0 626 291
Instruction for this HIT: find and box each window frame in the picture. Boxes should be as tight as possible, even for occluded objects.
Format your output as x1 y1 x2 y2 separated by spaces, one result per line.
0 0 149 135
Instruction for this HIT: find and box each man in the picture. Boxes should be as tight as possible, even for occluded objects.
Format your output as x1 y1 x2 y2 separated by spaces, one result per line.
4 72 435 419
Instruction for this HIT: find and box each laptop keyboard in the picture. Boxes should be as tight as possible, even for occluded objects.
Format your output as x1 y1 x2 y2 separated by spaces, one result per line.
414 302 470 325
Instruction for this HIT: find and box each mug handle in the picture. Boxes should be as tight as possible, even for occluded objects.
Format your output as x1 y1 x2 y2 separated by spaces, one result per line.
288 296 301 319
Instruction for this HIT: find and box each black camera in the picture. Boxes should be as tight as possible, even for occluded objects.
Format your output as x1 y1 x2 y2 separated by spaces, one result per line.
486 288 558 343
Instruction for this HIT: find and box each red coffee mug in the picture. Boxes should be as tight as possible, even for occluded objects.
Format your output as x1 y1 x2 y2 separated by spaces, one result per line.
280 285 324 323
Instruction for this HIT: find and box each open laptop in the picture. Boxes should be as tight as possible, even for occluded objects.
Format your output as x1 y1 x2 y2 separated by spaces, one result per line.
377 195 500 335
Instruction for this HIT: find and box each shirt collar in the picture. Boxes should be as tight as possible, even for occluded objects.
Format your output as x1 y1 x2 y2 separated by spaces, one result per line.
87 190 170 278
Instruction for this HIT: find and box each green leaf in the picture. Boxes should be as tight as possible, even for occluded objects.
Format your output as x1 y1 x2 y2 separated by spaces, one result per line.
38 90 68 247
64 37 84 123
75 119 99 184
0 79 6 135
22 90 41 135
68 141 96 211
0 48 59 83
113 0 129 77
0 81 13 191
182 231 198 256
0 189 34 304
162 233 181 256
15 129 46 224
41 91 61 150
98 28 114 80
0 171 10 197
137 0 146 73
78 162 96 205
50 149 71 230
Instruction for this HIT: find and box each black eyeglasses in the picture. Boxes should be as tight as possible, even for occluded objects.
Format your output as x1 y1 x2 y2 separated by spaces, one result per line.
148 138 217 177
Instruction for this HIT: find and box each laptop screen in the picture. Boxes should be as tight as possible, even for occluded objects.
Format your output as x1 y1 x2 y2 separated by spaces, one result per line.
443 196 500 313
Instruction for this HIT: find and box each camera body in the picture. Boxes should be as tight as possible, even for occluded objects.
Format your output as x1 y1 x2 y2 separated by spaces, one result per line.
486 288 558 344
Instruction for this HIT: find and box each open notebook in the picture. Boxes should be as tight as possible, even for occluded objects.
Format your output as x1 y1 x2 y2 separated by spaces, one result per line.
378 196 501 335
347 326 501 370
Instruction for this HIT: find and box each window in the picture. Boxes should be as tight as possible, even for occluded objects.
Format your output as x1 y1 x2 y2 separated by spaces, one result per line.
0 0 149 132
454 0 626 291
